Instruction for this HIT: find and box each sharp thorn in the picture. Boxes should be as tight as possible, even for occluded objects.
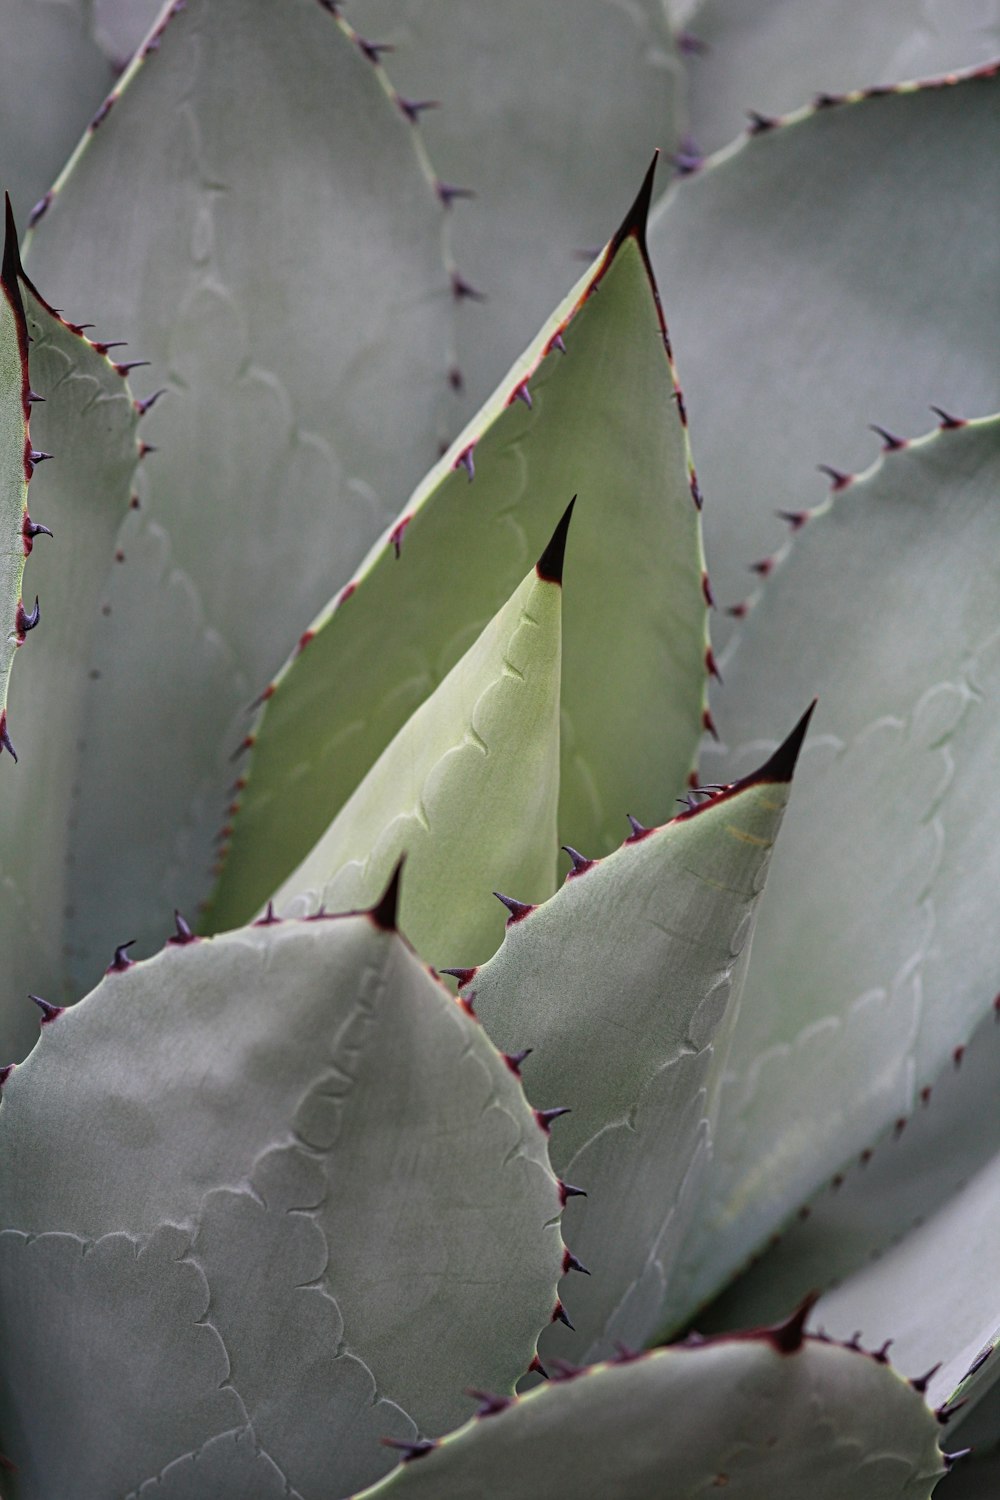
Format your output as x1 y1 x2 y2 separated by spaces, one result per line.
552 1302 575 1330
17 596 40 634
135 387 167 416
562 845 593 874
560 1181 587 1202
626 814 650 840
380 1438 436 1462
0 716 17 763
536 1106 571 1132
465 1388 512 1418
911 1363 943 1394
397 97 440 124
930 405 964 429
170 910 196 945
563 1250 590 1275
494 891 534 923
455 445 475 481
29 994 63 1024
107 940 136 973
869 423 905 451
439 966 477 987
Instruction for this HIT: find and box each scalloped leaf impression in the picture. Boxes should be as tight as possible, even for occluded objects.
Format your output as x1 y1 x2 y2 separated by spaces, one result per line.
271 504 572 968
0 902 564 1497
21 0 454 987
204 159 709 934
666 414 1000 1330
467 707 812 1364
0 205 141 1065
355 1325 946 1499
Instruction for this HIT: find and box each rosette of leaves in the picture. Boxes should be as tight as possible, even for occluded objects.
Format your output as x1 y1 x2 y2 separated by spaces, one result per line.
0 2 999 1495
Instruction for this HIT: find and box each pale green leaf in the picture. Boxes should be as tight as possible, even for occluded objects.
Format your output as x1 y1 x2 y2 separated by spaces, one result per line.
0 0 115 227
22 0 454 986
647 69 1000 631
813 1147 1000 1417
664 415 1000 1330
0 909 564 1494
355 1333 946 1500
700 1005 1000 1339
677 0 1000 154
0 248 140 1065
272 513 569 968
204 175 709 933
469 713 808 1362
348 0 685 412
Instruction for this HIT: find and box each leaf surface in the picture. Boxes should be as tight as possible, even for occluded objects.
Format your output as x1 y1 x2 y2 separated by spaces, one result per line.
0 238 140 1064
348 0 684 413
676 0 1000 154
272 514 569 967
354 1332 945 1499
22 0 453 984
666 414 1000 1329
205 172 708 932
469 712 809 1362
0 908 564 1495
647 68 1000 628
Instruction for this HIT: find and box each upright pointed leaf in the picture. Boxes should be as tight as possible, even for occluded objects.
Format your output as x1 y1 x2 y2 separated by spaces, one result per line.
468 711 810 1361
205 166 709 932
355 1332 945 1500
0 907 564 1495
273 508 572 967
667 414 1000 1328
22 0 454 985
349 0 685 410
0 232 140 1063
647 67 1000 626
0 201 31 757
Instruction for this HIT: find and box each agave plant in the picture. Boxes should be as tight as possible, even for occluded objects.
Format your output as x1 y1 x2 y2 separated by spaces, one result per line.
0 2 998 1495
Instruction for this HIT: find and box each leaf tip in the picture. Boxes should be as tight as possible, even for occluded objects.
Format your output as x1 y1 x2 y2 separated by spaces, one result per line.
535 496 576 584
741 700 817 787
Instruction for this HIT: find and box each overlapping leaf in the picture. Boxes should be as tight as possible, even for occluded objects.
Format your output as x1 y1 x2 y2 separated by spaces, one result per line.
0 225 140 1064
347 0 685 413
674 0 1000 154
663 415 1000 1330
204 167 708 933
272 509 571 968
0 904 564 1496
648 67 1000 628
355 1328 945 1499
22 0 454 985
468 712 810 1363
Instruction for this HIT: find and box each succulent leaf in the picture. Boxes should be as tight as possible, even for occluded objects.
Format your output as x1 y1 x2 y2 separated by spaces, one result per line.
0 908 564 1493
353 1333 946 1499
647 66 1000 628
811 1146 1000 1416
204 167 709 933
470 708 811 1361
22 0 454 986
0 223 141 1063
676 0 1000 155
348 0 685 410
0 0 115 226
665 414 1000 1329
0 198 31 759
704 1004 1000 1338
271 507 571 967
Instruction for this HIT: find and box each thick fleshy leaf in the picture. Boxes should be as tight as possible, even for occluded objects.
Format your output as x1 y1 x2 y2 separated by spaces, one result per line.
700 1004 1000 1337
647 67 1000 628
664 415 1000 1330
354 1327 946 1499
272 511 570 967
0 203 31 757
348 0 685 413
467 711 810 1362
22 0 454 987
676 0 1000 155
0 907 564 1495
809 1147 1000 1416
204 166 709 933
0 0 115 227
0 237 141 1064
